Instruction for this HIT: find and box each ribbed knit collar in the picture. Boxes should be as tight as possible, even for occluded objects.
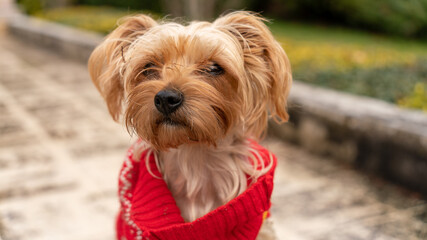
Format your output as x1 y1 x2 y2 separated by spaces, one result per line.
128 141 276 240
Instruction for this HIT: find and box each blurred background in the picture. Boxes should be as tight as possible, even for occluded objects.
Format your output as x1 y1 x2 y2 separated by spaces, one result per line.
0 0 426 239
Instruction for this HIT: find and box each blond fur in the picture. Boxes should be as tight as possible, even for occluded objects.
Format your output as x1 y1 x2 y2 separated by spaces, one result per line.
88 11 291 236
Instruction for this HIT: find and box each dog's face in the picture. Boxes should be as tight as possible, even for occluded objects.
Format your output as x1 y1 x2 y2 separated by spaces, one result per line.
89 12 291 150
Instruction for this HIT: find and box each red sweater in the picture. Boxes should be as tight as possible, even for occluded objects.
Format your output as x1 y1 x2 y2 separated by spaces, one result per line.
116 140 277 240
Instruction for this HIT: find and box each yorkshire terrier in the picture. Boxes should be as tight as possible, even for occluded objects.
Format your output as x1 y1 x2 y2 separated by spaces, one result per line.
88 11 291 240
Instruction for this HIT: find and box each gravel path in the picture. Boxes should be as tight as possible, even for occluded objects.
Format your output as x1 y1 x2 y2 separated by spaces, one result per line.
0 35 425 240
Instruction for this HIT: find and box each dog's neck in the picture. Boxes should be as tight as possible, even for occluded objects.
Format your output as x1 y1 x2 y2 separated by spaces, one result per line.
157 135 253 222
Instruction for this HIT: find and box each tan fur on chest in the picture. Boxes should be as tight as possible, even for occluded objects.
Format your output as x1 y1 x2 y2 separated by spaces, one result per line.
158 136 251 221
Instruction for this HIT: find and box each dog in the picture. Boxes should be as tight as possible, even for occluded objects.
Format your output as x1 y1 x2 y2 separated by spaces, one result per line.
88 11 291 240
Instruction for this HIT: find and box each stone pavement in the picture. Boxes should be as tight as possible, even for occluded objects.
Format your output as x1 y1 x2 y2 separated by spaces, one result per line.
0 34 426 240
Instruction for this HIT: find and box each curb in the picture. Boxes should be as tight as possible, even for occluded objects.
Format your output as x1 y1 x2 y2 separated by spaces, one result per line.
269 82 427 194
6 14 102 62
6 13 427 194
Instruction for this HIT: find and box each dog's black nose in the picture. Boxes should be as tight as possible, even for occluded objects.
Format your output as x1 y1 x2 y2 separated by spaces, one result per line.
154 90 183 115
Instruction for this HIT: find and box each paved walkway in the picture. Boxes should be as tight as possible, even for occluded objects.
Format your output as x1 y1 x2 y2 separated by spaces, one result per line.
0 34 426 240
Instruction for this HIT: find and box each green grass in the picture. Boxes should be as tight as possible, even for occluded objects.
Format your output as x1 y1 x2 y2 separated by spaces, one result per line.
34 6 427 111
268 20 427 56
34 6 159 34
267 20 427 110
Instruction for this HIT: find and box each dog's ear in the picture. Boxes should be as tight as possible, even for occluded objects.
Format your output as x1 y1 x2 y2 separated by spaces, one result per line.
88 14 157 121
214 12 292 136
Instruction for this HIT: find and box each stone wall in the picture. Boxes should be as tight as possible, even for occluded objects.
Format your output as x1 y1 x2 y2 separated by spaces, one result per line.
270 82 427 194
6 15 101 62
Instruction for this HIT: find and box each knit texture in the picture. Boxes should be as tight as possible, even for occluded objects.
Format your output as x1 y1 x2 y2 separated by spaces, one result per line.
116 140 277 240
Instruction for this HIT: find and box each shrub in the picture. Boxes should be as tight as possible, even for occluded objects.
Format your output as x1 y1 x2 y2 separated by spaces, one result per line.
34 6 131 34
34 6 159 34
16 0 43 14
74 0 162 13
260 0 427 39
399 83 427 112
293 59 427 104
331 0 427 38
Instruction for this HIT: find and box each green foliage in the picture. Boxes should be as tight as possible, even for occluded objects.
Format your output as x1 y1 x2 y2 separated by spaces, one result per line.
16 0 43 14
34 6 128 34
398 83 427 112
330 0 427 38
34 6 159 34
269 20 427 110
269 20 427 55
262 0 427 39
294 59 427 104
74 0 162 12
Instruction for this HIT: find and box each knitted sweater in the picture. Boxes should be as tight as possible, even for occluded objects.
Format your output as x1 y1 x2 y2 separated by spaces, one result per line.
116 140 277 240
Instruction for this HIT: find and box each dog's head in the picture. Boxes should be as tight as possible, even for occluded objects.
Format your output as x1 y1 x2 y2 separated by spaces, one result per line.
88 12 291 150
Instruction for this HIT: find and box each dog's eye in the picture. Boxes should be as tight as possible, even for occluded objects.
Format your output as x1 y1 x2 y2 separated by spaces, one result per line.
142 63 158 78
205 63 224 76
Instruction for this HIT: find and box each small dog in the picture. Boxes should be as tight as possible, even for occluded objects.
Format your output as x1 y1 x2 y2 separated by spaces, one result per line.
88 11 291 240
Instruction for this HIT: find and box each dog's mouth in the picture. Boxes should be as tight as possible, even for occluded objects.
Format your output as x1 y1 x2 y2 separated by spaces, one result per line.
156 117 186 127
